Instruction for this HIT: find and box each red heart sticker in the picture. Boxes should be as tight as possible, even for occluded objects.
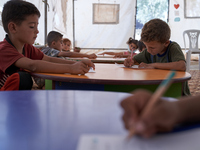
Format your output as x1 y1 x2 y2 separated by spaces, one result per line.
174 4 179 9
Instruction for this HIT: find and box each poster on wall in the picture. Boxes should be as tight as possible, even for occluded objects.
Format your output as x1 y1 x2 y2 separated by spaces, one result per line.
93 3 120 24
185 0 200 18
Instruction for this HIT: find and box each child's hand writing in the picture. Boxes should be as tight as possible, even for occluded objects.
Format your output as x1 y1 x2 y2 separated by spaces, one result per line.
70 61 90 75
124 57 134 67
120 90 180 138
81 59 95 70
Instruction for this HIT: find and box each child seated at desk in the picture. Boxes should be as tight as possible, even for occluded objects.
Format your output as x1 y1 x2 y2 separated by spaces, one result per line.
99 37 138 58
121 89 200 138
62 38 81 53
41 31 97 59
124 19 190 96
0 1 94 91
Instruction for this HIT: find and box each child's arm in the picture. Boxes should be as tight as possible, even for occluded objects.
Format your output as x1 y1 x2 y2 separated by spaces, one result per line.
120 89 200 138
58 51 97 59
14 56 94 75
43 54 75 64
99 52 122 56
138 60 186 71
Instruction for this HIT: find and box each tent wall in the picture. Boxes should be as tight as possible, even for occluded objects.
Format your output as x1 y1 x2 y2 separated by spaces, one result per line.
169 0 200 48
0 0 200 49
0 0 71 45
74 0 136 49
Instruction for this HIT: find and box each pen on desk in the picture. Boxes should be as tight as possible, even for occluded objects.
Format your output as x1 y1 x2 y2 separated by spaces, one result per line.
127 71 176 139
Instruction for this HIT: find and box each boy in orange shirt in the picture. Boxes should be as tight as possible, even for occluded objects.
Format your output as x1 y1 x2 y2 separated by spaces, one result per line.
0 1 94 91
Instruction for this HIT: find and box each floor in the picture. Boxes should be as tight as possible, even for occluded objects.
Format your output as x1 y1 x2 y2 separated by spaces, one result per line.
190 60 199 70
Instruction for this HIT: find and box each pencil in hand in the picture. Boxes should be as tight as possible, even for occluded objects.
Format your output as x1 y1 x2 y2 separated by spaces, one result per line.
126 71 176 139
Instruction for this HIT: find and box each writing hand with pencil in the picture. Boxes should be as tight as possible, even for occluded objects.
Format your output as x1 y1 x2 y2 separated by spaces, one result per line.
124 57 134 67
120 71 180 138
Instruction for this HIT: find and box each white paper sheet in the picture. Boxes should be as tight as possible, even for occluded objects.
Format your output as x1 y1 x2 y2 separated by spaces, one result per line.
115 63 139 69
77 129 200 150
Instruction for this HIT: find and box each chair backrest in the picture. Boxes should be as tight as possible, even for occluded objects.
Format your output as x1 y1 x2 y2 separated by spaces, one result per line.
183 29 200 51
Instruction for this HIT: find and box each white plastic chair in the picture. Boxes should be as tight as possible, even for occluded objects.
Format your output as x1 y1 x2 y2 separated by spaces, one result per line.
183 29 200 72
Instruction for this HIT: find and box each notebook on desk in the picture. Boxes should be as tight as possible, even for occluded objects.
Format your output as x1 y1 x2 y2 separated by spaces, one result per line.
77 125 200 150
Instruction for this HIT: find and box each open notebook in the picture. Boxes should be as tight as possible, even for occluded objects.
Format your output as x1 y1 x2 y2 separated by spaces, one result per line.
77 127 200 150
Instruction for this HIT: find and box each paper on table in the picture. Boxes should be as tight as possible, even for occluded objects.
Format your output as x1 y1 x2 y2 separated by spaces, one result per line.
77 129 200 150
115 63 139 68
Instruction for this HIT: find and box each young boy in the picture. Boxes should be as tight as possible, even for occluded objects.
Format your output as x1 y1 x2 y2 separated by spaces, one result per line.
121 89 200 138
0 1 94 91
124 19 190 96
41 31 97 59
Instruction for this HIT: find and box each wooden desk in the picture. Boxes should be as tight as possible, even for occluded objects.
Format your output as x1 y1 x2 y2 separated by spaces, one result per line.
66 57 125 64
30 64 191 98
1 90 200 150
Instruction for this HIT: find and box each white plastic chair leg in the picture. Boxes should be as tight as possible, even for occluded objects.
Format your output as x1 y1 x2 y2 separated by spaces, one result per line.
199 54 200 70
186 50 191 72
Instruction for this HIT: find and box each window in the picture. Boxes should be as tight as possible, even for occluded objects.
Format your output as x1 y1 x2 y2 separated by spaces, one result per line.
135 0 169 40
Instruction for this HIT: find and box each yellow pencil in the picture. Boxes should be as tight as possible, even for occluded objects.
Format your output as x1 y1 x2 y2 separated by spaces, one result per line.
127 71 176 139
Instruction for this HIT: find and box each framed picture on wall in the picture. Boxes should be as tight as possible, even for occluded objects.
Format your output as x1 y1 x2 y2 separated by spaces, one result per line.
93 3 120 24
185 0 200 18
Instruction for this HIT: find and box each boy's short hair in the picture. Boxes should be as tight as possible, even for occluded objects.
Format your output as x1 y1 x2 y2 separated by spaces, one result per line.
63 38 71 44
2 0 40 33
126 37 138 49
47 31 63 46
141 19 171 43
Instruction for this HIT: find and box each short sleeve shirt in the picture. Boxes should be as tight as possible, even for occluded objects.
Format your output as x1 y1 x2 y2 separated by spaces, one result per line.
0 35 44 88
134 41 185 63
41 47 60 57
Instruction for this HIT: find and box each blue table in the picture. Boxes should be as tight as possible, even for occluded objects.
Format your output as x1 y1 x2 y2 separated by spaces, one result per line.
0 90 199 150
0 90 128 150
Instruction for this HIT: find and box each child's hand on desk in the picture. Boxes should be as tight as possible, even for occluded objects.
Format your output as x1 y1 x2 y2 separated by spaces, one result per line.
87 53 97 59
81 59 95 70
114 53 123 58
98 52 106 56
120 90 180 138
70 62 90 75
124 57 134 67
139 62 155 69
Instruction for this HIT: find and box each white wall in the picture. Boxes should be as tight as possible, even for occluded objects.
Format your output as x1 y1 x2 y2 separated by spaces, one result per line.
74 0 136 49
0 0 199 49
169 0 200 48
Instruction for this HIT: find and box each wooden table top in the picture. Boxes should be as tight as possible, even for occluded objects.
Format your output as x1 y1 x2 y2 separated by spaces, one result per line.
31 64 191 85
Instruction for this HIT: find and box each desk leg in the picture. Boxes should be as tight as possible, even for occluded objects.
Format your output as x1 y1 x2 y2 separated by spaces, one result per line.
54 81 182 98
105 82 182 98
45 79 53 90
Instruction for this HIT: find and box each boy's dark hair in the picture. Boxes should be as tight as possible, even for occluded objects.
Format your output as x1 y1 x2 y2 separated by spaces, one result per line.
47 31 63 47
141 18 171 43
138 40 146 51
2 0 41 33
126 37 138 49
